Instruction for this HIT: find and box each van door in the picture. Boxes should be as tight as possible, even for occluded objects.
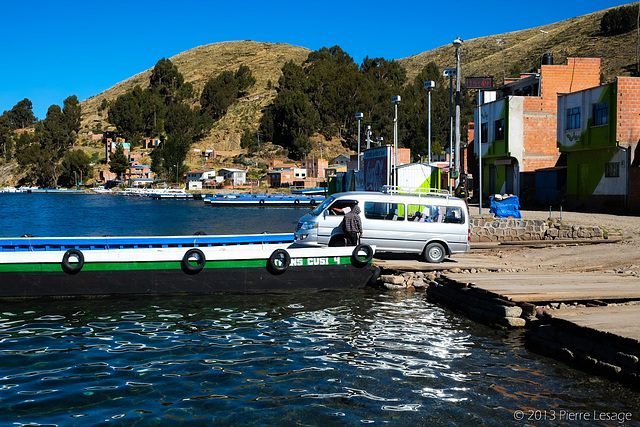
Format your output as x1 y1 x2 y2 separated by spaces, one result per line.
360 201 416 251
405 202 468 254
317 199 358 245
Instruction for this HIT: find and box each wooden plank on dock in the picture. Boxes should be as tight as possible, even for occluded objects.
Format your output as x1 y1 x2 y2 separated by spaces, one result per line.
443 272 640 303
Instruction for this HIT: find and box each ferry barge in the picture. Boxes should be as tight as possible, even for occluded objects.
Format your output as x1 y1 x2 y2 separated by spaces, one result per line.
0 234 378 298
203 193 325 207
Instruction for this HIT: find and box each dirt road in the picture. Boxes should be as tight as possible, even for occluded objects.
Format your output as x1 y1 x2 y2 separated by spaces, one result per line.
374 209 640 275
481 209 640 274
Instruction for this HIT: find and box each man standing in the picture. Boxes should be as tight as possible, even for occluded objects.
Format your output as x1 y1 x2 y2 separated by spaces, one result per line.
342 203 362 246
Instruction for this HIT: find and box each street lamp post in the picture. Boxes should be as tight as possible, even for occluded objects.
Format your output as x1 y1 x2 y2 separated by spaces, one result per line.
443 68 456 194
453 37 463 188
355 112 363 171
424 81 435 165
478 91 483 214
391 95 401 188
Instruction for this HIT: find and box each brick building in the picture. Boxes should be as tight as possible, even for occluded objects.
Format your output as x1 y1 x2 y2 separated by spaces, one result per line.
300 158 328 179
102 131 129 163
470 57 601 200
557 76 640 209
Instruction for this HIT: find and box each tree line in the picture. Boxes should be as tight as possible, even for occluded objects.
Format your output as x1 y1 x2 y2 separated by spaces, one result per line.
1 46 473 187
0 96 88 187
106 58 255 181
258 46 472 160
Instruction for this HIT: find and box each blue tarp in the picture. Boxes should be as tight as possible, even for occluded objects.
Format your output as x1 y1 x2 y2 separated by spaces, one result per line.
490 196 522 218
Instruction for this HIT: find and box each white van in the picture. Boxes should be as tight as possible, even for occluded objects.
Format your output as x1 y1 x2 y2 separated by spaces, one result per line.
294 188 471 263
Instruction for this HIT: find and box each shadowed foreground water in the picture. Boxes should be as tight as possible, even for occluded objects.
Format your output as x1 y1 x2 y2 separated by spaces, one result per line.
1 292 639 426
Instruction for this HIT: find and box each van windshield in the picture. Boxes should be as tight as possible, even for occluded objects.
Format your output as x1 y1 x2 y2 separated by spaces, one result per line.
311 196 335 216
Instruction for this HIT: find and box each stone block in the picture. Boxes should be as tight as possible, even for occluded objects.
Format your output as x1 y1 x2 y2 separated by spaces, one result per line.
497 305 523 318
380 275 405 285
502 317 527 328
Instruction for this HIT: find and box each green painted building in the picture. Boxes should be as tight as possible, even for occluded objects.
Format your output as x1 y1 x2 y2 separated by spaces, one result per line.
557 77 640 208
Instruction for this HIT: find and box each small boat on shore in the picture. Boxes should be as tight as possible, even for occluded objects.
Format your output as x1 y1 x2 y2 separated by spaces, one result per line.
203 193 325 207
0 234 378 298
150 188 192 199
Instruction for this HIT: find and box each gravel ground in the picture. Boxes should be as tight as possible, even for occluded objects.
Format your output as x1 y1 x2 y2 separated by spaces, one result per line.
470 207 640 274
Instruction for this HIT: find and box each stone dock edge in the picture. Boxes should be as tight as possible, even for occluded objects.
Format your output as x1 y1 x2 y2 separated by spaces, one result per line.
372 271 640 389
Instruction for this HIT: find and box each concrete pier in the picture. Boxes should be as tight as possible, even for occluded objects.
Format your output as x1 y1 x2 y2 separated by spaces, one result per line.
373 247 640 387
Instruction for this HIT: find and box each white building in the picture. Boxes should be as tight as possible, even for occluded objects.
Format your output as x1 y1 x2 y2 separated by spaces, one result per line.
218 168 247 186
186 170 217 181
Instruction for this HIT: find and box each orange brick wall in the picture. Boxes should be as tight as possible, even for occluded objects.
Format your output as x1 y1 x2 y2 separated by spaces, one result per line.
616 77 640 146
540 58 602 114
521 58 601 172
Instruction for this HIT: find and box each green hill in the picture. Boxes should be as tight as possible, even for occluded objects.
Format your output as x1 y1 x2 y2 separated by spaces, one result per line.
80 5 637 157
398 4 636 85
80 41 311 151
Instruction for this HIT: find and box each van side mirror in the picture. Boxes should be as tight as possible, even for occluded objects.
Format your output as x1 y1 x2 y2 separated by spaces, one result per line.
323 209 327 219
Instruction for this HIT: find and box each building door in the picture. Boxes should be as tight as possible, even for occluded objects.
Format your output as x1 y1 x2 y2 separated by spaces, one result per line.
489 165 496 195
577 163 589 200
506 164 514 194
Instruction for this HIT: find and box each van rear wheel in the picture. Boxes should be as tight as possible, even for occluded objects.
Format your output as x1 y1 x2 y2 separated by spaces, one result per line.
423 242 446 263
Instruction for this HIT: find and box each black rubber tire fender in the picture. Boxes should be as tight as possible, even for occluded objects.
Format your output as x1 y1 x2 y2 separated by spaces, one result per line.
267 248 290 275
294 199 300 204
182 248 206 274
62 249 84 275
366 266 382 287
351 244 374 267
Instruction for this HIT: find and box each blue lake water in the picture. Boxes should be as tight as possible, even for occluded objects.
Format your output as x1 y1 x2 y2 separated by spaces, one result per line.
0 193 639 426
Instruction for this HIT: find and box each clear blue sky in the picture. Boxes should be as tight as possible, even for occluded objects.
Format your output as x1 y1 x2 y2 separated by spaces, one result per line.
1 0 631 120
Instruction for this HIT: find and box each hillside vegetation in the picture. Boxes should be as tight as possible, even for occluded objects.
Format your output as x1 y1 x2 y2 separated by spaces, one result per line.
0 4 633 188
81 41 311 152
398 4 637 85
80 4 638 160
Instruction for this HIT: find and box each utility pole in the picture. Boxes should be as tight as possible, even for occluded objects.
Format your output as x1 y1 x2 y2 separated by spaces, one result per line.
424 81 435 164
392 96 401 188
355 113 363 170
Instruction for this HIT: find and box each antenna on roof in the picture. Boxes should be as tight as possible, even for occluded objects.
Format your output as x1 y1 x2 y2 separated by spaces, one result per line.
540 30 548 53
496 38 506 83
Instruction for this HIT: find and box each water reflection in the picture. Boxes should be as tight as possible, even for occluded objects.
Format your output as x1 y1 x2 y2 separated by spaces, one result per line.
0 292 638 426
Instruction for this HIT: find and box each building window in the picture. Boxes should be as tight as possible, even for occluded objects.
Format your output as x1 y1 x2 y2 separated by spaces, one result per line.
480 123 488 143
605 162 619 178
494 119 505 140
566 107 581 130
593 102 608 126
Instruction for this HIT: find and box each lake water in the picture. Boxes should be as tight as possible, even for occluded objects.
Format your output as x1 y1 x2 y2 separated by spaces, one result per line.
0 193 639 426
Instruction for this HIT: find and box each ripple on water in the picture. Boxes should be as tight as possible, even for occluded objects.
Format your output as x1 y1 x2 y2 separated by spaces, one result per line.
0 293 638 426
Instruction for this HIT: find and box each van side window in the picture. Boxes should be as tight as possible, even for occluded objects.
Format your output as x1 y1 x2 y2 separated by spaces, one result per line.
444 207 465 224
328 200 357 215
364 202 405 221
407 204 444 222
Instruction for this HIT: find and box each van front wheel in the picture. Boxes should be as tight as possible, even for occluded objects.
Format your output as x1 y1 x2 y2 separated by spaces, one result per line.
329 236 346 247
423 242 446 263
